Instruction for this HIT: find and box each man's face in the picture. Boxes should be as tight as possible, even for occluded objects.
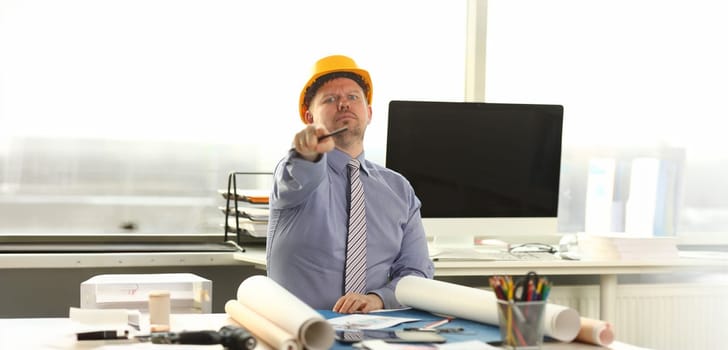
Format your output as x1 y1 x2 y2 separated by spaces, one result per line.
306 77 372 141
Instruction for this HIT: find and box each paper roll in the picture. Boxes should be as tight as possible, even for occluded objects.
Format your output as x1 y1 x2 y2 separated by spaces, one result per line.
234 275 335 350
225 300 299 350
576 317 614 346
395 276 581 342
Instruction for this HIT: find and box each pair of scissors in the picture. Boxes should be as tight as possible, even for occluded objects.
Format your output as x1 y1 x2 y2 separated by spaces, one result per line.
514 271 540 301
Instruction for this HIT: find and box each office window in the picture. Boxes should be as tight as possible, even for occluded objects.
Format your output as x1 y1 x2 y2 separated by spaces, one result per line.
0 1 466 238
485 0 728 241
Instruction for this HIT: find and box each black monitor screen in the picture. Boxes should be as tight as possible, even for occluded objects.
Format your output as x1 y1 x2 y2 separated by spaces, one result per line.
385 100 563 218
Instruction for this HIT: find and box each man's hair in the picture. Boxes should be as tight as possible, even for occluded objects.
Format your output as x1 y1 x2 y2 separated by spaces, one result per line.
302 72 370 109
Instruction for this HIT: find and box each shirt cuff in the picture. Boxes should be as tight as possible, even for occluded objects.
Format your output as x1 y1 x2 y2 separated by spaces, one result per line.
288 148 323 163
369 287 400 309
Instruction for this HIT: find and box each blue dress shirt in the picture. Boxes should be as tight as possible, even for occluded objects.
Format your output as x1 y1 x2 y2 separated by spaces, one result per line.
266 148 434 309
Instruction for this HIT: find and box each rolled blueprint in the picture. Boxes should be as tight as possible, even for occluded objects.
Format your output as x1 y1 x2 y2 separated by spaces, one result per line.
395 276 581 342
225 299 299 350
576 317 614 346
232 275 335 350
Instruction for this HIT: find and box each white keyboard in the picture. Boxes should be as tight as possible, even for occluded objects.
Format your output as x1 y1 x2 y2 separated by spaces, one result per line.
430 248 561 261
481 251 561 261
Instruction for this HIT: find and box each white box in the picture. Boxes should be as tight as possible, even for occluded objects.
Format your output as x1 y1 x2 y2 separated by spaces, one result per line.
80 273 212 313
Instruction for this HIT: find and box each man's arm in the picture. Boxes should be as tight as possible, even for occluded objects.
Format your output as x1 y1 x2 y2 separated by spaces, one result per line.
371 205 434 309
270 125 335 209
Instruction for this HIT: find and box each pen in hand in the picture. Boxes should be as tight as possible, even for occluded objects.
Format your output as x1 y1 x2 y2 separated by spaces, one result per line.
317 126 348 141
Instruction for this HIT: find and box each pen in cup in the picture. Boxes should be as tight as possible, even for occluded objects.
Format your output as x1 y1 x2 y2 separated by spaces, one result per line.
317 126 348 141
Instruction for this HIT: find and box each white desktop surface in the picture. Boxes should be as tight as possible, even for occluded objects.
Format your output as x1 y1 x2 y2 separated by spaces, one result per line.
0 313 644 350
0 314 231 350
3 246 726 334
0 251 239 269
233 247 728 325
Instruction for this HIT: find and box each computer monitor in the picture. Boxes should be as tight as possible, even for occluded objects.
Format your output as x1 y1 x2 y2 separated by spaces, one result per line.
385 100 564 245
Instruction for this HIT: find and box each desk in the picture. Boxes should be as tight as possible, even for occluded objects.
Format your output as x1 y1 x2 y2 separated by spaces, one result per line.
233 247 728 325
0 313 640 350
0 251 240 269
3 248 726 328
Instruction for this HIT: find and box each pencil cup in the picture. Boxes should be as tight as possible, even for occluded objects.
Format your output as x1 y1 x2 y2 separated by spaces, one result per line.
496 300 546 350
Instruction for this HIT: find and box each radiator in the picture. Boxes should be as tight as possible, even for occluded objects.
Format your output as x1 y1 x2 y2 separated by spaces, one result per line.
549 283 728 350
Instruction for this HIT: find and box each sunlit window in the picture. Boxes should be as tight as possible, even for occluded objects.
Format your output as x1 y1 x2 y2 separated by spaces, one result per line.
486 0 728 240
0 1 466 236
5 0 724 243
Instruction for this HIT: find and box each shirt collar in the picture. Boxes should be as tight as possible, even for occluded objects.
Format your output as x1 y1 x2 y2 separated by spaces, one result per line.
327 148 370 176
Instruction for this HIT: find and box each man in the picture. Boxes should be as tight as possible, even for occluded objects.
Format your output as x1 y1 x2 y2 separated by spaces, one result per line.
266 55 434 313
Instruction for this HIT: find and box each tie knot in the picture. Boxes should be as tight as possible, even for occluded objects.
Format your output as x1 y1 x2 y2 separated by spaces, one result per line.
348 159 360 170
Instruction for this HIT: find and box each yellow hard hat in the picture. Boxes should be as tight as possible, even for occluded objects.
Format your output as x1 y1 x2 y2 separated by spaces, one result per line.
298 55 373 124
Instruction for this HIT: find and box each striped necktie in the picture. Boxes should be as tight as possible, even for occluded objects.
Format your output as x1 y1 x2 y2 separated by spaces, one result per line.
344 158 367 294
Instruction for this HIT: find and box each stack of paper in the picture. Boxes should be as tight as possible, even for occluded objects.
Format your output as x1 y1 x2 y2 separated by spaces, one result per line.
219 189 269 239
229 206 269 221
225 217 268 238
576 233 679 260
218 188 270 205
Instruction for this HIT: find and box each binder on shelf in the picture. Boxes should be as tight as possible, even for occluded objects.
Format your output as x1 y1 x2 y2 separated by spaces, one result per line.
222 172 272 250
